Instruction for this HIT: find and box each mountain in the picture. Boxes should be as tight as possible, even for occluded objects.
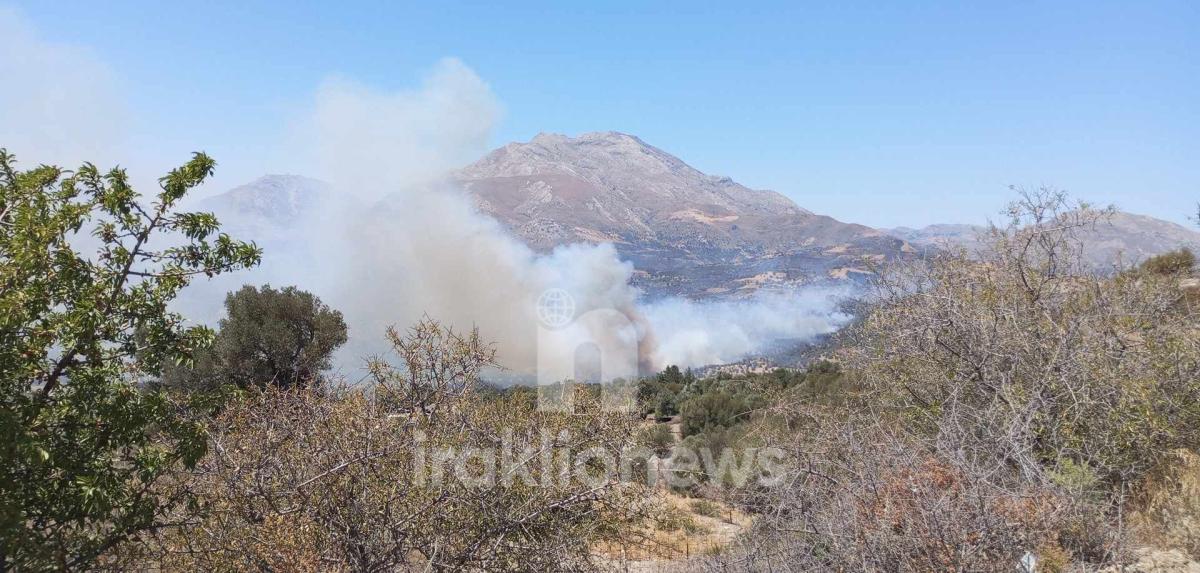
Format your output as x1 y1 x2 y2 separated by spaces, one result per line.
203 174 333 221
199 135 1198 298
455 132 908 295
197 174 339 241
888 212 1200 268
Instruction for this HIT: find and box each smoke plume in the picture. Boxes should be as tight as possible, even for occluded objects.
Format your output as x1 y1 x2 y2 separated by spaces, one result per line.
212 59 651 379
188 58 854 379
642 289 851 368
0 32 852 378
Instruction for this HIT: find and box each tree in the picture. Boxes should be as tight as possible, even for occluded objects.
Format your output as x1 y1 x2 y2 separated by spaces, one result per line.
854 190 1200 488
162 285 347 391
678 387 763 438
636 365 696 418
0 150 260 570
644 422 675 457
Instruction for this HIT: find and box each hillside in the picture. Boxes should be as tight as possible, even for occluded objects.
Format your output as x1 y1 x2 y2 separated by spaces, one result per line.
456 132 909 295
197 174 341 243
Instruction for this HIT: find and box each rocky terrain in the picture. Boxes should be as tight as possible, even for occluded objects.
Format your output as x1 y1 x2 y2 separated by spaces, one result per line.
196 174 341 244
456 131 909 296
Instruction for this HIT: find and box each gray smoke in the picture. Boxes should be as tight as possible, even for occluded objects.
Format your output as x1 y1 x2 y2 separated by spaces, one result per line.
182 59 651 379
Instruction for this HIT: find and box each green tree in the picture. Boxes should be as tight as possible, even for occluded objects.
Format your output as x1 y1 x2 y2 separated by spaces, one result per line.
643 423 675 457
678 384 765 437
162 285 347 391
655 393 678 418
0 151 260 569
637 364 697 418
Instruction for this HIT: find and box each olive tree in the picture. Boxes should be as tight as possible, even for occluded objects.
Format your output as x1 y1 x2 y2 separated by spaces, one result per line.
161 284 347 391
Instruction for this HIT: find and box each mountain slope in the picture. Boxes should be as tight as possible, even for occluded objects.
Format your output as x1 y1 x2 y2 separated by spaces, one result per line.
197 175 339 241
889 212 1200 267
456 132 908 295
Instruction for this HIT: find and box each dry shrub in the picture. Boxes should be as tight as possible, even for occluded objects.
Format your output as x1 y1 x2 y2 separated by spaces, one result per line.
705 190 1200 571
1140 248 1196 276
851 191 1200 491
709 415 1117 572
689 499 721 518
122 319 651 572
598 492 748 564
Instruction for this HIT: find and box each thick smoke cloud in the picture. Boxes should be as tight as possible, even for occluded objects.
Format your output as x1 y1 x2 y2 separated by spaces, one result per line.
307 59 502 198
266 59 650 378
283 60 850 376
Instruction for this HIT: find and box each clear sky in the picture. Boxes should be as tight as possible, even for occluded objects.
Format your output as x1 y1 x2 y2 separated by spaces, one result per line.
2 1 1197 228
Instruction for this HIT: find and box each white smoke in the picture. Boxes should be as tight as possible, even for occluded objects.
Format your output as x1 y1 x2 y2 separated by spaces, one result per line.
0 7 130 169
643 289 851 368
306 59 501 197
191 58 854 378
269 59 648 378
0 27 853 378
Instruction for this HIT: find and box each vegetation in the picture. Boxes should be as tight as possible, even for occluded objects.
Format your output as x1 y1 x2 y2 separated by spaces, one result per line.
689 499 721 518
707 189 1200 571
637 364 694 419
1140 247 1195 275
120 319 650 571
4 149 1198 571
161 284 347 392
0 151 260 570
653 507 709 535
643 423 675 457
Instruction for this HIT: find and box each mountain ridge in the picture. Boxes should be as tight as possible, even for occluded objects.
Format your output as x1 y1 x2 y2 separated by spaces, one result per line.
888 212 1200 267
197 132 1200 297
455 131 906 295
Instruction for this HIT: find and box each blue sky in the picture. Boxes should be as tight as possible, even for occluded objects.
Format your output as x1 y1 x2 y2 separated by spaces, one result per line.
3 1 1197 227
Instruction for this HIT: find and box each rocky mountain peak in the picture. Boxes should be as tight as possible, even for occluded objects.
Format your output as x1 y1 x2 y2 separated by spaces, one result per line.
197 133 1200 297
458 132 803 215
466 131 683 180
455 132 900 294
213 174 330 218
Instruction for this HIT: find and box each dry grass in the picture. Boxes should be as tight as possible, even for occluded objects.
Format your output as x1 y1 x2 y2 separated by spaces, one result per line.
1130 450 1200 558
593 491 751 568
